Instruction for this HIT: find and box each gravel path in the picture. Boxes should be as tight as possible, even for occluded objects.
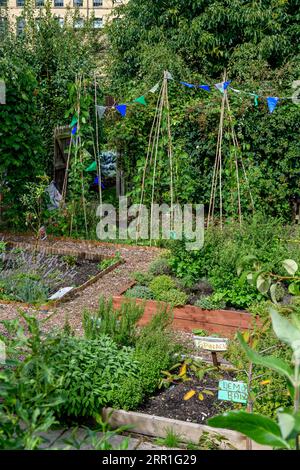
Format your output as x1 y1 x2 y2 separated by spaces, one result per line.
0 234 161 334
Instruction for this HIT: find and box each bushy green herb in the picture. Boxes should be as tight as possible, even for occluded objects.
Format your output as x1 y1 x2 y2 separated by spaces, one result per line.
149 257 171 276
149 275 177 295
83 297 144 346
42 334 139 417
132 271 154 286
124 285 154 300
195 296 226 310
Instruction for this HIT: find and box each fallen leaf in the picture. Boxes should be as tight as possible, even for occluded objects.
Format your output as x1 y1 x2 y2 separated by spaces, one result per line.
183 390 196 401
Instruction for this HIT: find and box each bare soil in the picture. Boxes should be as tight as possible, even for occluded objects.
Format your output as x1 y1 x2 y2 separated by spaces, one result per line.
137 370 235 424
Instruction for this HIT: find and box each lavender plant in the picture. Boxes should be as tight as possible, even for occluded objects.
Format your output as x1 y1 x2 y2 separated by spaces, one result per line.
0 248 78 303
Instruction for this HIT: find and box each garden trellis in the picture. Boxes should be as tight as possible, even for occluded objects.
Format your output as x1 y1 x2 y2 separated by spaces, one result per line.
136 71 176 244
207 73 255 229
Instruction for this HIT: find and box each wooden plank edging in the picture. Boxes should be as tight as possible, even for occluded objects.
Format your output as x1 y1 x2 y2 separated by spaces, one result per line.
112 296 257 337
102 408 270 450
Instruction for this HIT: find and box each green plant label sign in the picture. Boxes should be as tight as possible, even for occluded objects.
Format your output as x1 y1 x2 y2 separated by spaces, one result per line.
218 380 248 404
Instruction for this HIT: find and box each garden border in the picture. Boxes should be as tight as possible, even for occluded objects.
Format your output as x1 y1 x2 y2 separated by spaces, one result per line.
1 240 124 308
102 407 270 450
112 296 256 337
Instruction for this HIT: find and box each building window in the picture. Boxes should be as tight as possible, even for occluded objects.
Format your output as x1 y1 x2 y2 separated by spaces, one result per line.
54 0 64 6
73 0 83 7
16 0 25 6
0 0 7 6
35 0 44 6
93 0 103 7
74 18 84 29
93 17 103 29
17 18 25 35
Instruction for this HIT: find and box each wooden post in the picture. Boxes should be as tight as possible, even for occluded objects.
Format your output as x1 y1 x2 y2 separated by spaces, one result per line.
211 351 220 368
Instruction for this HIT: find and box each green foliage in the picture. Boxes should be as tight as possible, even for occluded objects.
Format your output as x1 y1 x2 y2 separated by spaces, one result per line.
0 313 64 449
154 428 181 448
98 252 121 271
110 377 144 411
157 288 188 307
149 274 177 294
41 334 139 417
237 255 300 303
209 307 300 449
169 217 300 309
132 271 154 286
149 257 172 276
62 255 77 267
62 417 130 450
133 307 181 395
195 296 226 310
105 1 300 219
20 175 50 241
124 285 154 300
0 8 101 230
83 296 144 346
0 272 49 303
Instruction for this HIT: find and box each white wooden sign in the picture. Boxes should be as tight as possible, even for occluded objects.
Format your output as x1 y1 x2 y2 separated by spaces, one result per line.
194 336 229 351
49 286 74 300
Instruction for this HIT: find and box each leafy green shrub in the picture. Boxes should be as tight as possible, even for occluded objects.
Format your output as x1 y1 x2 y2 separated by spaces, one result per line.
83 297 144 346
110 377 144 411
195 296 226 310
124 285 154 300
0 273 49 303
133 307 182 395
42 335 139 417
132 271 154 286
169 216 300 309
156 288 188 306
225 301 294 418
209 307 300 449
0 313 64 449
149 258 171 276
149 275 176 296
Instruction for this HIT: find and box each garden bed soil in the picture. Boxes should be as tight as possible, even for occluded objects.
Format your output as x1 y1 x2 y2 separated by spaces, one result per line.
53 257 101 289
137 371 235 425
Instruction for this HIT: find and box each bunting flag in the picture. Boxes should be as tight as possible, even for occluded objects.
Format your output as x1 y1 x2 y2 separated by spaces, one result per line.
134 95 147 106
165 71 174 80
70 115 78 128
267 97 279 113
223 81 231 90
230 87 241 94
215 82 225 93
96 105 107 119
116 104 127 117
150 82 160 93
94 176 105 189
181 81 195 88
199 85 211 92
85 161 97 172
215 81 231 93
71 124 77 135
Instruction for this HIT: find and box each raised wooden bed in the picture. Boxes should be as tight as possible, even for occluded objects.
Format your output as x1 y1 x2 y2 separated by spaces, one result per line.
102 408 270 450
112 296 255 337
